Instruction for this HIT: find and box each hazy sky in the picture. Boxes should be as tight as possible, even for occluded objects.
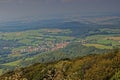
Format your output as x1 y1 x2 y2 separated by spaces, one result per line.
0 0 120 22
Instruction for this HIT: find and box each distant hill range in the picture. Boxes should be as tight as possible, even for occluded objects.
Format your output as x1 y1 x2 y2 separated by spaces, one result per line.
0 16 120 32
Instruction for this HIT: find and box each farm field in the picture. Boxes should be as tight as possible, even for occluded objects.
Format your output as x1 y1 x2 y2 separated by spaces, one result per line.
0 17 120 75
83 43 113 49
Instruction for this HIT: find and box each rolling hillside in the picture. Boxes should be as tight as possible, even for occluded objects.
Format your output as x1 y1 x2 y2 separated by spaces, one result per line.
0 49 120 80
0 17 120 76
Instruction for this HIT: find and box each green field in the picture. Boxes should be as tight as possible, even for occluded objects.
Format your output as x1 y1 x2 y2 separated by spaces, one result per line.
0 27 120 76
0 69 3 75
84 34 120 49
83 43 113 49
2 60 22 66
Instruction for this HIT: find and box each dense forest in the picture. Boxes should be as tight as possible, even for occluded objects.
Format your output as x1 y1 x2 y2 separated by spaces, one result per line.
0 49 119 80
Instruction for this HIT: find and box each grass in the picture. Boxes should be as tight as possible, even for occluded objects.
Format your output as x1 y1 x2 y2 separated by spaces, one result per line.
97 40 119 46
0 28 72 46
25 57 34 61
18 39 33 45
2 60 22 66
12 46 27 51
100 28 120 33
0 69 3 75
106 37 120 41
86 35 109 40
83 43 113 49
85 35 120 47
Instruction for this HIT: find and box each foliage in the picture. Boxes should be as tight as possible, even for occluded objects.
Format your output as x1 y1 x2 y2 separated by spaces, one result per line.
0 18 120 76
0 50 120 80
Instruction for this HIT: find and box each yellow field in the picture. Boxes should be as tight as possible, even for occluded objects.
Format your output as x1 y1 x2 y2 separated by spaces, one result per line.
2 60 21 66
42 29 62 33
0 69 3 75
83 44 113 49
106 37 120 41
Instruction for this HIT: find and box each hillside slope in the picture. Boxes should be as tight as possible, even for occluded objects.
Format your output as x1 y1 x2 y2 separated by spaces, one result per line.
0 49 120 80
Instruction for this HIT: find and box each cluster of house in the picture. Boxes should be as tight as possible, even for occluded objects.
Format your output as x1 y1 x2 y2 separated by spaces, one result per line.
12 42 69 54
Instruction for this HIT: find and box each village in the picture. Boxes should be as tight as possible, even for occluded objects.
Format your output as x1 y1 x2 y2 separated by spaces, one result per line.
12 42 69 55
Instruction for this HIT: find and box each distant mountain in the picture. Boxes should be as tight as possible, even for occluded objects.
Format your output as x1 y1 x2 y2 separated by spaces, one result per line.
0 16 120 32
0 20 96 31
0 19 64 32
0 19 99 38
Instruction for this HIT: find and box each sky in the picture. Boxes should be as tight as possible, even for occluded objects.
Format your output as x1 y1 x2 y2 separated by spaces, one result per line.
0 0 120 22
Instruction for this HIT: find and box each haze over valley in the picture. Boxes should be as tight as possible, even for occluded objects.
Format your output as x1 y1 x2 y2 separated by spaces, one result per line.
0 0 120 80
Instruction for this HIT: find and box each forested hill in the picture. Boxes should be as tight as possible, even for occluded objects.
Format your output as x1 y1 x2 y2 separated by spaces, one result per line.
0 49 120 80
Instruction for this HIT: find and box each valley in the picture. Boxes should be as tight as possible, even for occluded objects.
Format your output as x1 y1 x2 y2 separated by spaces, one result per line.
0 16 120 77
0 0 120 79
